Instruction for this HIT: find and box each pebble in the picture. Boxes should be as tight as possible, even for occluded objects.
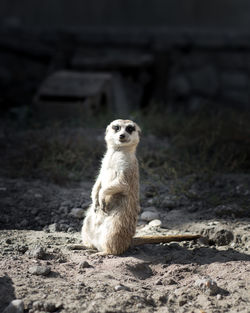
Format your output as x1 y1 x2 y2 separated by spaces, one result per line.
114 284 131 291
3 299 24 313
212 227 234 246
79 260 92 269
195 277 220 296
48 223 60 232
28 245 46 259
33 301 61 312
140 210 160 221
29 265 51 276
70 208 85 219
148 219 162 227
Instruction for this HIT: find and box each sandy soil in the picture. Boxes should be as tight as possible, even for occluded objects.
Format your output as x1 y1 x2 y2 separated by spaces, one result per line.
0 174 250 313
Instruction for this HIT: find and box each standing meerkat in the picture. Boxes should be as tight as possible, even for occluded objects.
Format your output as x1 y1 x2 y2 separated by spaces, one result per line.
80 119 200 255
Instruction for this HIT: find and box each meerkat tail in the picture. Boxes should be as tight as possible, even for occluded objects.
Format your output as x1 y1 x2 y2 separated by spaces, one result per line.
132 234 201 246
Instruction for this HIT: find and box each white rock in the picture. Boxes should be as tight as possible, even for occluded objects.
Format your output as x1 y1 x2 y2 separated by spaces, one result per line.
195 277 219 296
148 219 162 227
70 208 85 219
3 299 24 313
140 211 160 221
114 284 131 291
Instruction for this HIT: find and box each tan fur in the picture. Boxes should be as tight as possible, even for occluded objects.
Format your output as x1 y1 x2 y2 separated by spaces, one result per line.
81 119 200 255
81 119 141 255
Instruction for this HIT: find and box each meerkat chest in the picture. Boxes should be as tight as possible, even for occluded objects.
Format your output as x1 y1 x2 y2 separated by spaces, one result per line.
100 151 131 182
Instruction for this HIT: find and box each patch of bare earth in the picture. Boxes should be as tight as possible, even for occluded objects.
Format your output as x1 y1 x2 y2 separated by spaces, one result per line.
0 175 250 313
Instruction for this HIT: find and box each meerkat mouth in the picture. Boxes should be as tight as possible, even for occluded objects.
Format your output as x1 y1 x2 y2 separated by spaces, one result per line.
119 138 127 142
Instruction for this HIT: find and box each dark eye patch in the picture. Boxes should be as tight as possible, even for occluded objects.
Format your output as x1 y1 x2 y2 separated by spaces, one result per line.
125 125 135 134
112 125 120 132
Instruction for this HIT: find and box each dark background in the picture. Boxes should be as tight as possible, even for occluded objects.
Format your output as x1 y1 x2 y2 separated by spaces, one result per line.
1 0 250 117
1 0 250 30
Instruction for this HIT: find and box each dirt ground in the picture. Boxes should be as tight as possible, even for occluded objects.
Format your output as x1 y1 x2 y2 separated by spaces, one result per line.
0 171 250 313
0 118 249 313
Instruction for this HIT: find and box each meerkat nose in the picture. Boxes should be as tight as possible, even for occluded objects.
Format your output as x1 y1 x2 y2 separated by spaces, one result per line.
119 134 125 139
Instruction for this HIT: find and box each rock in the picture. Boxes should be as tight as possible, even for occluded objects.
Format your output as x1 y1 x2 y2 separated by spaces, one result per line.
114 284 131 291
48 223 60 232
28 245 46 259
3 299 24 313
195 277 220 296
217 294 222 300
16 245 28 254
211 228 234 246
140 210 160 221
148 219 162 227
33 301 61 312
79 261 92 269
29 265 51 276
70 208 85 219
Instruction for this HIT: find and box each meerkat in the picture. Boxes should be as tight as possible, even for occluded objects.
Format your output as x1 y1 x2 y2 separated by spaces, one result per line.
79 119 200 255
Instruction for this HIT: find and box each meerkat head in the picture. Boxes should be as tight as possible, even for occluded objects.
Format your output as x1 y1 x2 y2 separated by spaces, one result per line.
105 119 141 150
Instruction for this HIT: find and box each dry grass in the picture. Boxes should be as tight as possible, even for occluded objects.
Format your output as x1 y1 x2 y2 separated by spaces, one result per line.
1 106 250 185
138 106 250 181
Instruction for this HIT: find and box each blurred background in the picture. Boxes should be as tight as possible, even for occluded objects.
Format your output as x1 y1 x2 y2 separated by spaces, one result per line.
0 0 250 183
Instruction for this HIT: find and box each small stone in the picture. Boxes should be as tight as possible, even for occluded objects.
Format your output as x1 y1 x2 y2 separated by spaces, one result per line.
195 277 219 296
148 219 162 227
29 265 51 276
212 228 234 246
5 239 12 244
34 193 43 198
28 245 46 259
114 284 131 291
217 294 222 300
140 210 160 221
79 261 92 269
3 299 24 313
32 301 43 311
16 245 28 254
48 223 60 232
70 208 85 219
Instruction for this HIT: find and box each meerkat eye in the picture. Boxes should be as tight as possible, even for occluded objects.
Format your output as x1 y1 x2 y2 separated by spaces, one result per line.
112 125 120 132
125 125 135 134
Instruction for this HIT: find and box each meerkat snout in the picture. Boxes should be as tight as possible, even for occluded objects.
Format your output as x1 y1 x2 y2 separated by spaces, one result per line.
119 133 126 141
